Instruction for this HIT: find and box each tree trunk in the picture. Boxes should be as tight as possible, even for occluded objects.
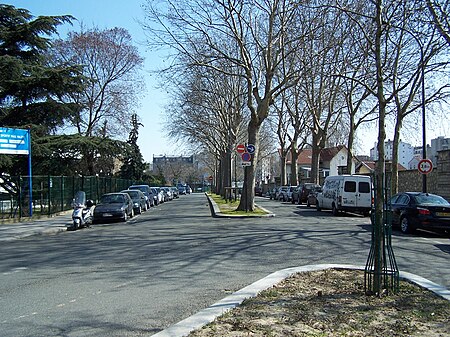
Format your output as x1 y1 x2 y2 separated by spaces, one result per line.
237 118 260 212
290 141 299 186
391 117 402 195
346 118 355 174
280 155 287 186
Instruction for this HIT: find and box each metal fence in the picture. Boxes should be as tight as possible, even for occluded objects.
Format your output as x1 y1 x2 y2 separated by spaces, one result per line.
0 175 135 220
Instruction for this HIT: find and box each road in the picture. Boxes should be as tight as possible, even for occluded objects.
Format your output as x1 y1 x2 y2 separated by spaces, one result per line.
0 193 448 336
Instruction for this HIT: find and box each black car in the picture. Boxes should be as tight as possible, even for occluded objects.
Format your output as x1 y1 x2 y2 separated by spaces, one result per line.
292 183 321 204
389 192 450 234
93 192 134 223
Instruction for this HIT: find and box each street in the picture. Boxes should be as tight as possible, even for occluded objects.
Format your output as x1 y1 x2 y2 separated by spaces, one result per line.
0 193 448 336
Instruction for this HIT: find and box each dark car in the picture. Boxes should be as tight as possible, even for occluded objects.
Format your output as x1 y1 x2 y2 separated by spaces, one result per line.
306 186 322 208
170 186 179 198
128 184 154 208
268 187 279 200
389 192 450 234
121 189 147 214
93 192 134 223
255 186 263 196
292 183 322 204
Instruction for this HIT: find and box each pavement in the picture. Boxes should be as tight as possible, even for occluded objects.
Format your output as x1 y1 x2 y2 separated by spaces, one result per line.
0 211 70 242
1 202 449 337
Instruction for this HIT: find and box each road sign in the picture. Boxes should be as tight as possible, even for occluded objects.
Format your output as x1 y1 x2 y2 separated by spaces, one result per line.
246 144 256 154
241 152 251 162
418 159 433 174
0 127 30 155
241 161 251 166
208 175 213 181
236 144 246 154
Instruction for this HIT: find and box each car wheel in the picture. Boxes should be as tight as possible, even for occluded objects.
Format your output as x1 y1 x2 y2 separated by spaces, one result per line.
130 209 134 218
137 206 142 214
400 216 414 234
122 211 128 222
332 203 339 216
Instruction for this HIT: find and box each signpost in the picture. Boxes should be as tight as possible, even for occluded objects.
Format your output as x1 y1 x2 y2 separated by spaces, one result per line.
418 159 433 175
0 127 32 216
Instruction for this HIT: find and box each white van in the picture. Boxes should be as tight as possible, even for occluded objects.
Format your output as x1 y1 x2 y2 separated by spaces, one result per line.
316 175 372 216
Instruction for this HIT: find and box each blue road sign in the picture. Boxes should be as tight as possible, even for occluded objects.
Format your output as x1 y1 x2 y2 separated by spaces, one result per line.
246 144 256 154
241 152 251 162
0 127 30 155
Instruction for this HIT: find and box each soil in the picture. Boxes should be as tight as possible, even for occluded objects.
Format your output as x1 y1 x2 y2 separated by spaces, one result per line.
188 269 450 337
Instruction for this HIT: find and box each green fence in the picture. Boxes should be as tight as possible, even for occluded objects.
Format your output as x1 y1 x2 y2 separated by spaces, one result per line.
0 175 135 220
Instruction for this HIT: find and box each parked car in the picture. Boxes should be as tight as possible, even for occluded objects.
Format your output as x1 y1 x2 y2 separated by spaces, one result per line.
292 183 322 204
151 187 164 205
268 187 279 200
389 192 450 234
128 184 154 208
178 184 187 195
316 175 372 216
170 186 179 198
161 187 173 201
121 189 147 214
186 185 192 194
93 192 134 223
255 186 263 196
278 186 292 201
306 186 322 208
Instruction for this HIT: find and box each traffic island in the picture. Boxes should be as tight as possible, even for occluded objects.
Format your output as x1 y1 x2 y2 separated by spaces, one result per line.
205 193 274 218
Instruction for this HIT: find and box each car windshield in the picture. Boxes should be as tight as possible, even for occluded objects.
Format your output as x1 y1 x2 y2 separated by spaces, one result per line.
126 191 139 198
130 186 146 193
415 194 449 205
101 194 124 204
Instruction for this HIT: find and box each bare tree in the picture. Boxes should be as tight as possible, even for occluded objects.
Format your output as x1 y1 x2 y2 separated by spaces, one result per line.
52 26 144 138
426 0 450 46
143 0 304 211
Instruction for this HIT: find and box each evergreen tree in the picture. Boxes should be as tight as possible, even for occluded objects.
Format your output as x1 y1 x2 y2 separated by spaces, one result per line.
119 114 147 181
0 5 84 174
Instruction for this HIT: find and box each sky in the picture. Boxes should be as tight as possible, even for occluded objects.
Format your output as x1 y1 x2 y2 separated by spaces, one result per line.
3 1 449 161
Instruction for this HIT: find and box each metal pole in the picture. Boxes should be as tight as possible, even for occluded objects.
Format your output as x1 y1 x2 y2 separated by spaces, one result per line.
421 52 427 193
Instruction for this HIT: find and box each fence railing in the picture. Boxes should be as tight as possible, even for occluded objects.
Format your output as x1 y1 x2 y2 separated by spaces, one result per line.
0 175 135 220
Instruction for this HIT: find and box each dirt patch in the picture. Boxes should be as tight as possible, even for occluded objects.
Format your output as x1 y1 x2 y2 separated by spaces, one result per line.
188 269 450 336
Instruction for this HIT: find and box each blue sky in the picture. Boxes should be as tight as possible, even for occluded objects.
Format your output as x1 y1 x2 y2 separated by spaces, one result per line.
3 0 175 163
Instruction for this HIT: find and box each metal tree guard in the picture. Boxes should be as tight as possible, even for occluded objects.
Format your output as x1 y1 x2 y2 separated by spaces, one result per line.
365 171 399 295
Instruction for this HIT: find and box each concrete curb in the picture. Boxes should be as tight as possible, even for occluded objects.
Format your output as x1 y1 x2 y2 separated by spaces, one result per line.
152 264 450 337
205 193 275 218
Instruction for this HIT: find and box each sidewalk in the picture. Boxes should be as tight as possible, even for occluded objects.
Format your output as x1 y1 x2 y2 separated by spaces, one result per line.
0 212 70 242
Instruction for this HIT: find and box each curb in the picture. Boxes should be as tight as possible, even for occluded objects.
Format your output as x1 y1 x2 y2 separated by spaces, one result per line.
152 264 450 337
205 193 275 218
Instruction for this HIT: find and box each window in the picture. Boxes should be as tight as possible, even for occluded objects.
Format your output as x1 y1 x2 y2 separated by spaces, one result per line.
359 182 370 193
396 194 409 205
344 181 356 192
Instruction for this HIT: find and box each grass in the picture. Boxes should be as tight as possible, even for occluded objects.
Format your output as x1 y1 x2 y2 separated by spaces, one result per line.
208 193 269 216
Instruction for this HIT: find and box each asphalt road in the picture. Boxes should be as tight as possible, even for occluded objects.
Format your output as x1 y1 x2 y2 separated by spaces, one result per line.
0 193 448 336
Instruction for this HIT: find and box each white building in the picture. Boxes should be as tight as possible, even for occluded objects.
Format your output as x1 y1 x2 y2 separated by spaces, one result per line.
370 139 415 169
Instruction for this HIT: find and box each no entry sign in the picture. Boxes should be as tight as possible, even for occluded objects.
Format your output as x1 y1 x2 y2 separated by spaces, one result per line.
236 144 246 154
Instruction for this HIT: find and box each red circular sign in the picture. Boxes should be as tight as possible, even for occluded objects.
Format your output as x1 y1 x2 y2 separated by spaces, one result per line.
241 152 251 162
236 144 246 154
418 159 433 174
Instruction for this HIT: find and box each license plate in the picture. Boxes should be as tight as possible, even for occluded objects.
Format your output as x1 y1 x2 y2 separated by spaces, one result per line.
102 213 113 217
436 212 450 217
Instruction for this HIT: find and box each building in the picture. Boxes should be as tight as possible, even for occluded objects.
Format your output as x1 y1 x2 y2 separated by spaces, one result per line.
286 145 358 182
370 139 414 169
429 136 450 166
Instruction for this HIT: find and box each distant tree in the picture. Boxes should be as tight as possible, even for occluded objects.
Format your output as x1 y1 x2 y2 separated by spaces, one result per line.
51 26 144 139
119 114 147 181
